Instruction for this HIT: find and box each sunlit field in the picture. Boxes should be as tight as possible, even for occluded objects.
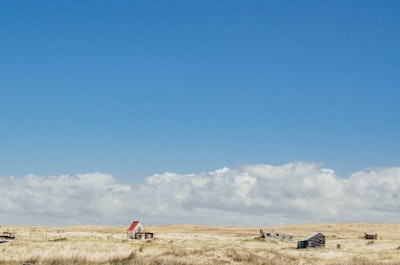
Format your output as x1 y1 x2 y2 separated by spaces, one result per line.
1 223 400 265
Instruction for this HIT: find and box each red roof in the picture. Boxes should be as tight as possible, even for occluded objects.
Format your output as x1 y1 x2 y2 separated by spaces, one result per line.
128 221 140 231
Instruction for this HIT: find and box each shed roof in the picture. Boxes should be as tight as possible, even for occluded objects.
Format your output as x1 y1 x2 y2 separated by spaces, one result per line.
304 232 324 240
127 221 140 231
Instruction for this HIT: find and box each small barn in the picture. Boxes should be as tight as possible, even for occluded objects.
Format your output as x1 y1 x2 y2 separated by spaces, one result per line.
365 233 378 240
127 221 154 240
297 232 325 248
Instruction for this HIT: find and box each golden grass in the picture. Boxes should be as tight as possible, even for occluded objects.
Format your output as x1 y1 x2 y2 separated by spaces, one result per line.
0 223 400 264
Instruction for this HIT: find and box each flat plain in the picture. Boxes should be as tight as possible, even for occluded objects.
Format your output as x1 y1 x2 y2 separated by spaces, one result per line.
1 223 400 265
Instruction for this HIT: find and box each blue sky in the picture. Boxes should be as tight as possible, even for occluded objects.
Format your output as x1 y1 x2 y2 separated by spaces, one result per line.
1 0 400 181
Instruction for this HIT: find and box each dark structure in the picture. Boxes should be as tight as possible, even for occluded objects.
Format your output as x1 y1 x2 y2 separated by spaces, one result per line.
0 230 15 243
365 233 377 240
297 240 308 249
259 229 293 242
297 232 325 248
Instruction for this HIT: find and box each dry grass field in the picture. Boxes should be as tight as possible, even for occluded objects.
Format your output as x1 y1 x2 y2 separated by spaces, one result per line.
1 223 400 265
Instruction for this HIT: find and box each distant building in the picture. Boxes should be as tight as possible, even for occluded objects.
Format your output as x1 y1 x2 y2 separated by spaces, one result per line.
297 232 325 248
259 229 293 242
127 221 154 240
365 233 377 240
0 230 15 243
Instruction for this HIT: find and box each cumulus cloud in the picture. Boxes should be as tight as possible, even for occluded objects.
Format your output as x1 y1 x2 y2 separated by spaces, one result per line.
1 162 400 226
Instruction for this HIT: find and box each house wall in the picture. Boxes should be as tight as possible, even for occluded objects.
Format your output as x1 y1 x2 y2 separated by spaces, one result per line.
297 240 308 248
127 223 145 238
308 234 325 247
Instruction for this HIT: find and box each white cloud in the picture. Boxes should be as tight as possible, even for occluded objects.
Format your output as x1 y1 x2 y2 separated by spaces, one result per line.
1 162 400 226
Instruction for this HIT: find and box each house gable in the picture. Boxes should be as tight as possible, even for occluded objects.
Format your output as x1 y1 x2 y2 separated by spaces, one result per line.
127 221 144 235
128 221 140 232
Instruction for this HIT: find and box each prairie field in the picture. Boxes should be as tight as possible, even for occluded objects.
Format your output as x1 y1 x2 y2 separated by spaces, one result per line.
1 223 400 265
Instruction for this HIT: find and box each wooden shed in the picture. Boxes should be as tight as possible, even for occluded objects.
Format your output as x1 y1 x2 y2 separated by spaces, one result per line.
127 221 154 240
297 232 325 248
127 221 145 239
365 233 377 240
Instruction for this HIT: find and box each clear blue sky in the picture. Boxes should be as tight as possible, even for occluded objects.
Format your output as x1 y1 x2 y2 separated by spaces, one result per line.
1 0 399 180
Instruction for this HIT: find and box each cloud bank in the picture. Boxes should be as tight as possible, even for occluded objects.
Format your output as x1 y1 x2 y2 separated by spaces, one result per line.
1 162 400 226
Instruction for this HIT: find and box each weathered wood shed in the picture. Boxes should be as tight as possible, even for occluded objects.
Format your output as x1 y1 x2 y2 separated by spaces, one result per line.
297 232 325 248
365 233 377 240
